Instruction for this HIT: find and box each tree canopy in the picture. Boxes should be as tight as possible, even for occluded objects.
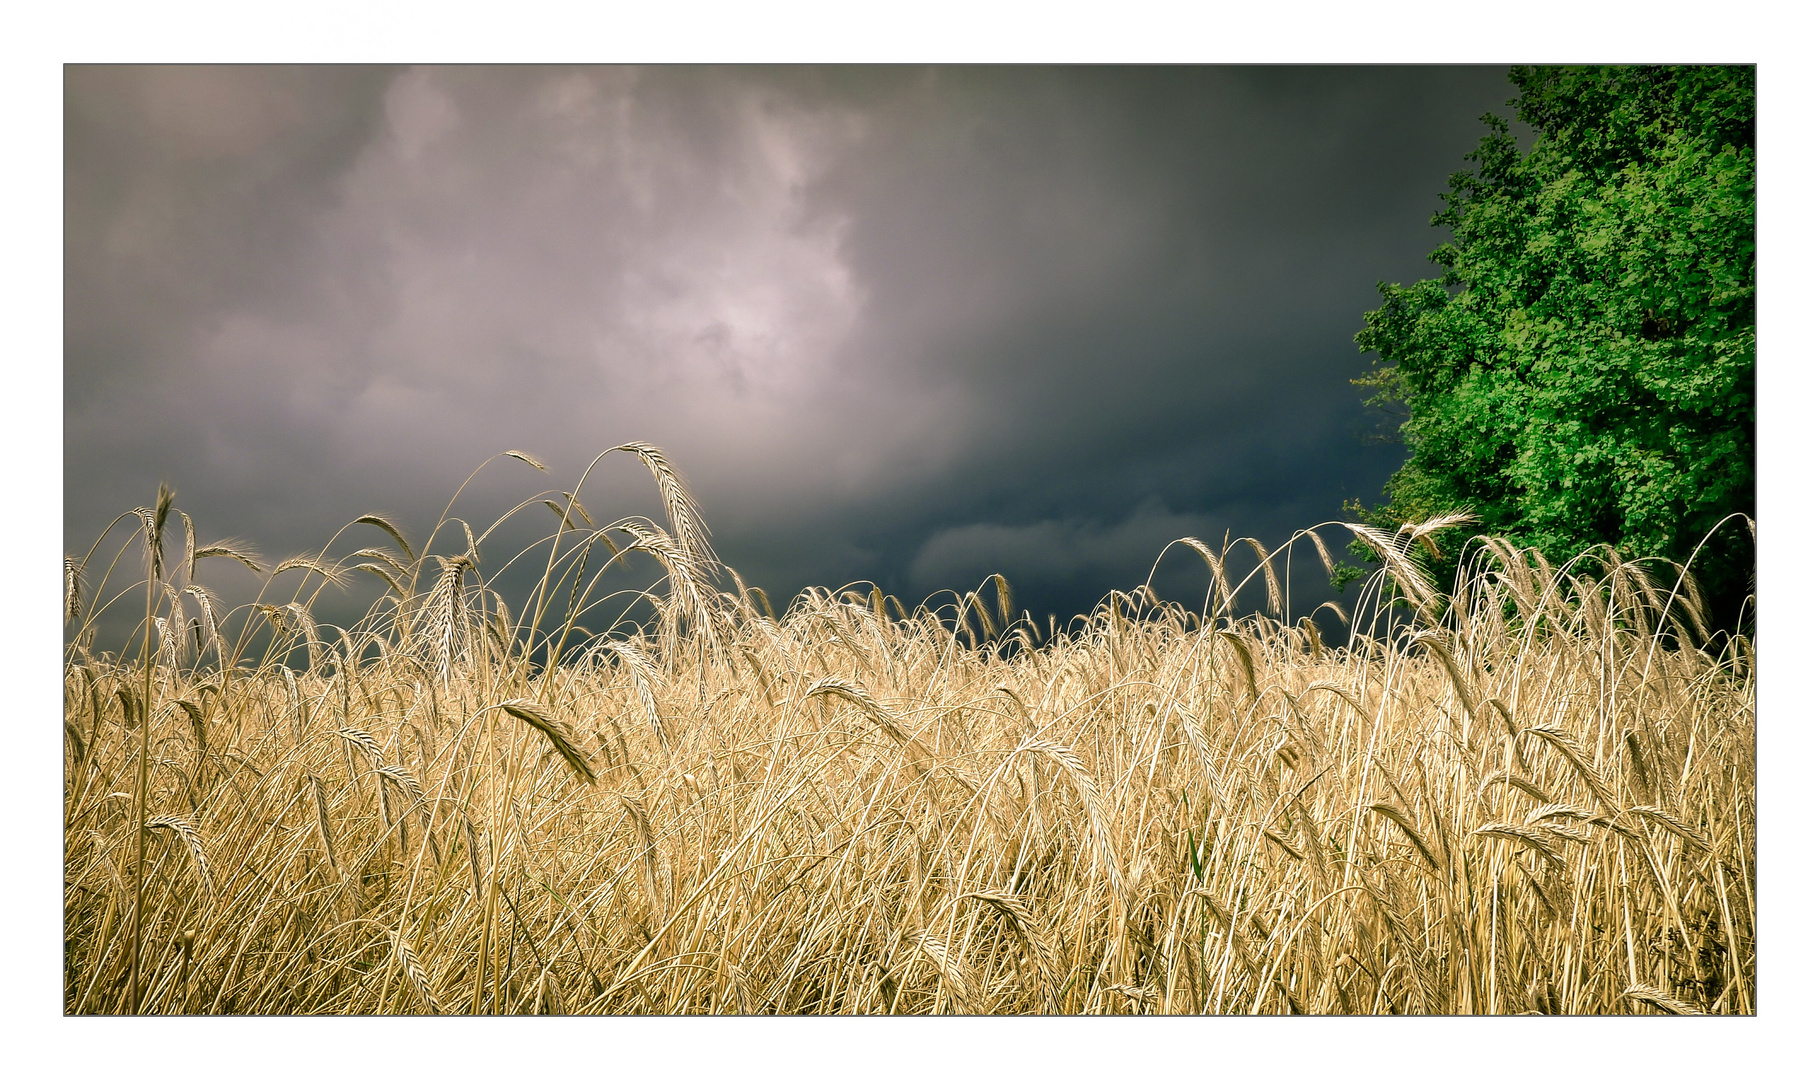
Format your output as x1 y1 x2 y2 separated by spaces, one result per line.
1349 65 1754 626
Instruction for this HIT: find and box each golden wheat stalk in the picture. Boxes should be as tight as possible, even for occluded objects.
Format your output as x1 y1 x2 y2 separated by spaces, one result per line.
390 929 445 1014
192 540 266 575
64 556 83 623
1472 822 1567 872
1523 723 1618 814
612 441 717 570
336 726 384 768
144 815 213 895
375 763 427 805
497 699 597 785
1624 804 1711 852
596 639 667 748
961 889 1060 1009
308 774 340 878
909 930 983 1014
1623 982 1705 1015
1010 738 1123 896
1367 802 1440 872
804 677 918 750
272 555 349 588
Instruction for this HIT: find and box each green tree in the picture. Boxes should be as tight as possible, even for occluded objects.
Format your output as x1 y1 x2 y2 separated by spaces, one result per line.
1349 65 1754 627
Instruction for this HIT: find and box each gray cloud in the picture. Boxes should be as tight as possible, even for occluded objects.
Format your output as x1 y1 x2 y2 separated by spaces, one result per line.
66 65 1520 633
909 497 1219 591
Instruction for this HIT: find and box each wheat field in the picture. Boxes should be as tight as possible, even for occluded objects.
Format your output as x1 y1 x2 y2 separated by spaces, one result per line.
62 445 1754 1015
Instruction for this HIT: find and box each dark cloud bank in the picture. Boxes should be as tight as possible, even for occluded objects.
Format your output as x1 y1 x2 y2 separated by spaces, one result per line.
66 65 1522 638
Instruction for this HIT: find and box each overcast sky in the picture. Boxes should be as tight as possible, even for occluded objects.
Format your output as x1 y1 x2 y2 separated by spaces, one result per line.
66 64 1525 632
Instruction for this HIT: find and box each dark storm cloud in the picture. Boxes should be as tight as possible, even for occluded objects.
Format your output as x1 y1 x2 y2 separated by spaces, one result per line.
65 64 1520 631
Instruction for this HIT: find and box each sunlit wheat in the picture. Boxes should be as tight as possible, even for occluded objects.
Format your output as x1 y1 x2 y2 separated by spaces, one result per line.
63 448 1754 1014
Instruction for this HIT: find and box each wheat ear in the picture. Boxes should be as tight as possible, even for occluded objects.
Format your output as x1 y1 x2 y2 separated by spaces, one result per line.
498 699 598 785
1367 803 1440 872
144 815 213 895
961 889 1060 1010
1011 738 1123 896
390 929 445 1013
1622 982 1705 1015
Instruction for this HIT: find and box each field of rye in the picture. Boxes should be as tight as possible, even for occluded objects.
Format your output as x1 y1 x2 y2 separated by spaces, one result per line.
62 445 1755 1015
